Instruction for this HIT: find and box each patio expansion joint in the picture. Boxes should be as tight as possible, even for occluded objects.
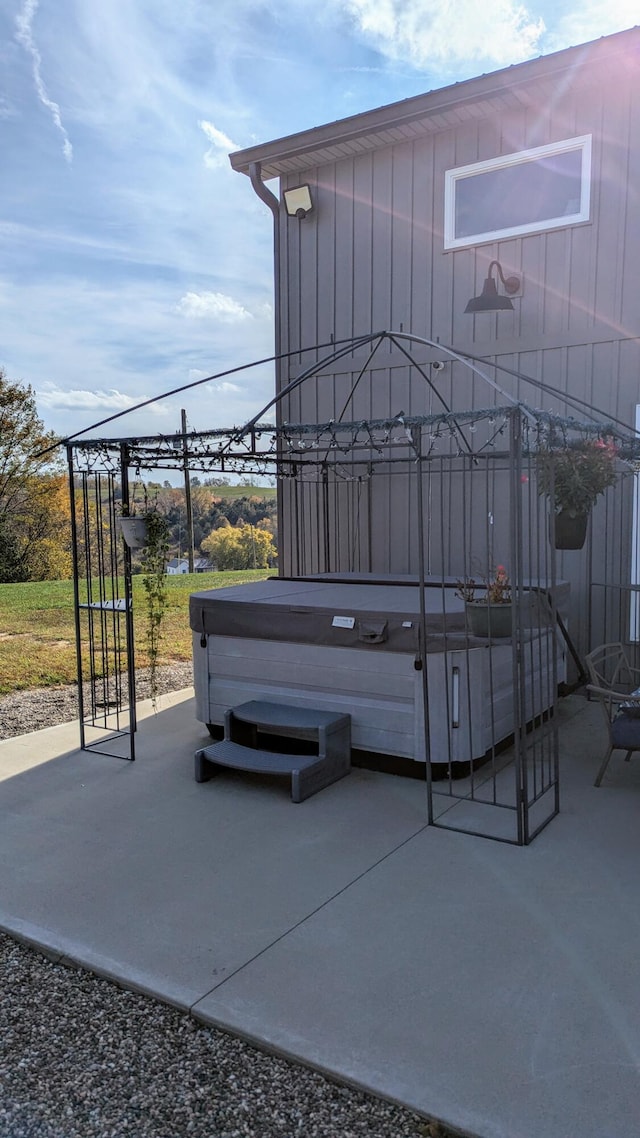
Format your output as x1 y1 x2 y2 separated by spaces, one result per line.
188 819 430 1015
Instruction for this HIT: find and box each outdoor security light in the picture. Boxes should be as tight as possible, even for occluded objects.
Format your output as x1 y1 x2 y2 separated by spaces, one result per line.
283 185 313 219
464 260 521 313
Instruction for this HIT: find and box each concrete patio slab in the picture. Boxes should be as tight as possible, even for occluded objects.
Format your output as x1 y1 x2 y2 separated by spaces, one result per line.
1 689 639 1138
0 690 427 1010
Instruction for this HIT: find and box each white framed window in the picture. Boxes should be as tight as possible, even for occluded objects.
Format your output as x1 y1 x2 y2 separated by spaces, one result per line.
444 135 592 250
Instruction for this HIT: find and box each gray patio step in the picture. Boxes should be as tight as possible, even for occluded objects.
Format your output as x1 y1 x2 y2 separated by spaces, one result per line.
195 739 322 777
228 700 351 740
195 700 351 802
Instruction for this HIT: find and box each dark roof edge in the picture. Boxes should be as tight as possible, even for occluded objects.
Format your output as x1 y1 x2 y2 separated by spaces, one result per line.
229 26 640 177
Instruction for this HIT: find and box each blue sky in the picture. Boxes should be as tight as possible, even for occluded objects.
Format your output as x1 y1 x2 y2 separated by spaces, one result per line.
1 0 636 441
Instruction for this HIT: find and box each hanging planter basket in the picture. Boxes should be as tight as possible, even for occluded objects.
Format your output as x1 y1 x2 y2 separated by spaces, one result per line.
536 438 617 552
117 516 149 550
465 602 513 638
551 510 589 551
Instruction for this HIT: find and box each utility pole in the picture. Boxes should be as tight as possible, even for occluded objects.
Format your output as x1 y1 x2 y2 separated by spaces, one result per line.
181 408 195 573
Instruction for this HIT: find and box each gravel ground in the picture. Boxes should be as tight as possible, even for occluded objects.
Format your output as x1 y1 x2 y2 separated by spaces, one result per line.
0 663 194 740
0 933 451 1138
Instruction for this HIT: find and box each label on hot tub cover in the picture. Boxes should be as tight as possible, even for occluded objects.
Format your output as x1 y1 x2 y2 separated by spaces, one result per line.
332 615 356 629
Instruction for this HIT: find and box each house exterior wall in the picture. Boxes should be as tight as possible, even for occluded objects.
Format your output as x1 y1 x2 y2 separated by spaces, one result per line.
276 49 639 427
234 29 640 658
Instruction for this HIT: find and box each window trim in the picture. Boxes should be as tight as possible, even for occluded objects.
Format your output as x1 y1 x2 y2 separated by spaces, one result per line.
444 135 592 251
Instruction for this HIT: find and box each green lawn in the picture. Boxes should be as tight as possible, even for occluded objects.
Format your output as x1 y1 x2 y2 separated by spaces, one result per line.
206 484 277 500
0 570 272 695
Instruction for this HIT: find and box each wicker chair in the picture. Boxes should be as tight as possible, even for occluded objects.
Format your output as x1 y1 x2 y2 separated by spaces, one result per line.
585 642 640 786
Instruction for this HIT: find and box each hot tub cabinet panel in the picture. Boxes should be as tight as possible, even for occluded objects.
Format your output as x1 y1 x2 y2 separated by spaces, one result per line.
191 579 565 767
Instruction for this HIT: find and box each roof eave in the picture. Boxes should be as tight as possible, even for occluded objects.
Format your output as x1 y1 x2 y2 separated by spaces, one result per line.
229 27 640 179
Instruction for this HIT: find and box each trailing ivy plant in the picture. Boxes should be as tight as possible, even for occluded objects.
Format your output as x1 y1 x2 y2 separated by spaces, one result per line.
138 504 171 708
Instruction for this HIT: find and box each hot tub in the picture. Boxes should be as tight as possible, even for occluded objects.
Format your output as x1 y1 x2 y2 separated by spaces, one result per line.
190 576 567 766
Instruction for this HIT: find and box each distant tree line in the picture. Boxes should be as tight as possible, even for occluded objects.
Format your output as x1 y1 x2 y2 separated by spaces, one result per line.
136 481 278 568
145 484 277 557
0 367 278 582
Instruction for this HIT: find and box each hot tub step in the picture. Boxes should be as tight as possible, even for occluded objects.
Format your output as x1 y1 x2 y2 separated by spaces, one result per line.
196 739 320 777
195 702 351 802
227 699 351 741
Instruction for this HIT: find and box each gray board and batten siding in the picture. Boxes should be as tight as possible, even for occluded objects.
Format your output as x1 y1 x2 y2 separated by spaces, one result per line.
231 28 640 658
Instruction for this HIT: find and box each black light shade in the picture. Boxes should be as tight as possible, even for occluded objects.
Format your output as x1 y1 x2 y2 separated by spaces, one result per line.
464 261 520 313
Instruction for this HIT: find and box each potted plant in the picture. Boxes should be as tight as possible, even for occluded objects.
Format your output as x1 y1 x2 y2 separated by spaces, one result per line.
457 564 513 638
118 495 171 706
118 512 149 550
535 437 618 549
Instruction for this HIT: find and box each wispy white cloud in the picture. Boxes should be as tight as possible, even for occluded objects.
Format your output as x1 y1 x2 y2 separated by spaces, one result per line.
206 380 242 394
2 271 275 439
177 291 254 322
0 220 141 259
15 0 73 162
340 0 545 67
200 120 239 169
544 0 637 51
35 383 170 415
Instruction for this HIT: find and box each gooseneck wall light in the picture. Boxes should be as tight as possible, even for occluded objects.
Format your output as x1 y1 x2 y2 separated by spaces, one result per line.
464 260 521 313
283 185 314 220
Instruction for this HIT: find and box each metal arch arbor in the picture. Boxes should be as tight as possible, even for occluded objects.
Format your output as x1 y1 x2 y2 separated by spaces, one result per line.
66 331 640 842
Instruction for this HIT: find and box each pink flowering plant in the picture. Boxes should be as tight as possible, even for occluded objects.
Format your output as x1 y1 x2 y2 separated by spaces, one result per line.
536 437 618 516
457 564 512 605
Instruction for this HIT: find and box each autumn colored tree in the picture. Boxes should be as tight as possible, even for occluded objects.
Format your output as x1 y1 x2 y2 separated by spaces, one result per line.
14 472 73 580
0 368 69 582
201 523 277 570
